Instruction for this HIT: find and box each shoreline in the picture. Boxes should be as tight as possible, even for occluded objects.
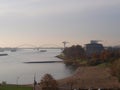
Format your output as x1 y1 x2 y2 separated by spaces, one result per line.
58 66 120 89
56 55 120 89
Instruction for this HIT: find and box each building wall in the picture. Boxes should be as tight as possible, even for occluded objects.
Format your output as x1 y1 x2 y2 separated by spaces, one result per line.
85 42 104 57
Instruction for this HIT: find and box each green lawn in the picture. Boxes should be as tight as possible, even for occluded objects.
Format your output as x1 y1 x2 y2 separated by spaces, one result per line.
0 85 32 90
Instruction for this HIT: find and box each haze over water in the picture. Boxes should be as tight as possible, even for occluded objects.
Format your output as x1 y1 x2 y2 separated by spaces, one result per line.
0 49 74 84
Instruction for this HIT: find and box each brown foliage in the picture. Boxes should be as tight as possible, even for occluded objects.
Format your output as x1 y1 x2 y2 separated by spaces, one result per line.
111 59 120 81
100 50 111 61
63 45 85 60
40 74 58 90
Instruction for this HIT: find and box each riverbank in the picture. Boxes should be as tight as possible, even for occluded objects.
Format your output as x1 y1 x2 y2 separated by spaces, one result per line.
56 55 120 89
58 66 120 89
56 54 88 67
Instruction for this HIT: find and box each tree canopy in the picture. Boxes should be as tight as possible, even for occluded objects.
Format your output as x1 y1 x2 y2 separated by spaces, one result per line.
39 74 58 90
63 45 85 60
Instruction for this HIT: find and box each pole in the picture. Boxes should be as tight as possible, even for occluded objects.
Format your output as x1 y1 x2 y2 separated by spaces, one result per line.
16 77 19 87
34 74 37 90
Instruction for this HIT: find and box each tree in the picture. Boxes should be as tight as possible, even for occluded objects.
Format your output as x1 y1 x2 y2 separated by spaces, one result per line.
39 74 58 90
63 45 85 60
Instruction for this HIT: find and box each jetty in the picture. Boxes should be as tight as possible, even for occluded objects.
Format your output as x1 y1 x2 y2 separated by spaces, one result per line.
0 54 8 56
24 61 63 64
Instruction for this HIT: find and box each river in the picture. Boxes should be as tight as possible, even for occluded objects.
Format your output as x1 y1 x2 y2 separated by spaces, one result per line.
0 49 75 84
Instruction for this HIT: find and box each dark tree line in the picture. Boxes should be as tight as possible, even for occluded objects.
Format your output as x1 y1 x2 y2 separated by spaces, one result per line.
87 50 120 65
63 45 120 65
63 45 85 60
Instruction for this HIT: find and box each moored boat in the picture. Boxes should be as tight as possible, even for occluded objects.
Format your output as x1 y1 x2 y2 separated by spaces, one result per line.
40 50 47 52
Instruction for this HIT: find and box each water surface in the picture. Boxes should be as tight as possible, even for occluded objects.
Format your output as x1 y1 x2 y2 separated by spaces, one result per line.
0 49 75 84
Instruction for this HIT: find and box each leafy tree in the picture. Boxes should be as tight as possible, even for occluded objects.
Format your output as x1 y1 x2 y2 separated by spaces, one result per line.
39 74 58 90
63 45 85 60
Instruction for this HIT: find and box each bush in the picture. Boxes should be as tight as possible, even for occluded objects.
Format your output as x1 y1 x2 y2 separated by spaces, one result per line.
110 59 120 81
2 81 7 85
63 45 85 60
40 74 58 90
87 59 103 66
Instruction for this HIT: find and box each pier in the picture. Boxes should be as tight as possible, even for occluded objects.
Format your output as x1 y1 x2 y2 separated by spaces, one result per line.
24 61 63 64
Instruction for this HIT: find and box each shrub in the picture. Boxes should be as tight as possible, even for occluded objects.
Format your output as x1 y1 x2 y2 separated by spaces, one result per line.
39 74 58 90
110 59 120 81
2 81 7 85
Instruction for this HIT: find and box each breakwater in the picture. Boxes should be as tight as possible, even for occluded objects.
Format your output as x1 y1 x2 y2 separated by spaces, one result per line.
24 61 63 63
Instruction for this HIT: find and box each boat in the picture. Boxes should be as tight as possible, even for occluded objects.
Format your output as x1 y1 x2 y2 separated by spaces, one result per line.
11 49 17 52
40 50 47 52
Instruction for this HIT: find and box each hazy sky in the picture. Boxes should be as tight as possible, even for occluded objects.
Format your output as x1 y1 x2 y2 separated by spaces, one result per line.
0 0 120 47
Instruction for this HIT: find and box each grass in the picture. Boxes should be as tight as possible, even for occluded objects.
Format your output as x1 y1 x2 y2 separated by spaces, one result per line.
0 85 32 90
98 62 112 68
78 59 88 64
98 63 107 67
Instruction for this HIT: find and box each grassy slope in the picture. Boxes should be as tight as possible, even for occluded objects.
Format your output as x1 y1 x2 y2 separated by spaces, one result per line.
0 85 32 90
58 66 120 88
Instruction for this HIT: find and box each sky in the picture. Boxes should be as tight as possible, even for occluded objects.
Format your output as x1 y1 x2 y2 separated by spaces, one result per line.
0 0 120 47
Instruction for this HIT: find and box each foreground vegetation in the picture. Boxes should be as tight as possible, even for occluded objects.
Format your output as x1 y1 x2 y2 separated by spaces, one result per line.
111 58 120 82
39 74 58 90
38 67 120 89
0 85 32 90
